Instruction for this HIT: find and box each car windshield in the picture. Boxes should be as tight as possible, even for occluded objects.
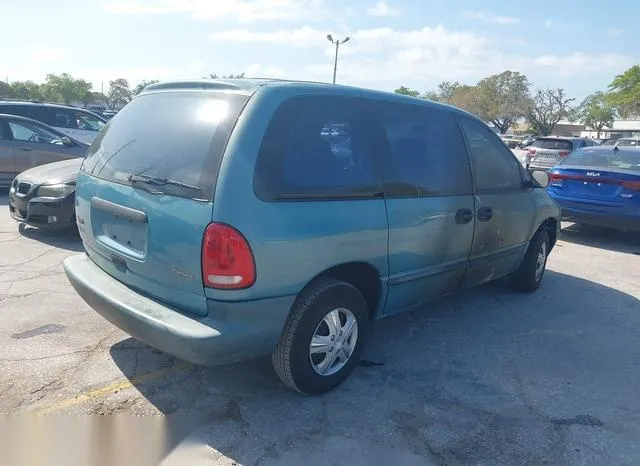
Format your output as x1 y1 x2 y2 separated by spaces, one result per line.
82 91 249 200
533 138 573 150
559 149 640 172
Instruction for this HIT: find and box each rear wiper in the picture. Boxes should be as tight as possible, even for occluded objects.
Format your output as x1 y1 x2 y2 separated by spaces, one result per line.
127 173 202 193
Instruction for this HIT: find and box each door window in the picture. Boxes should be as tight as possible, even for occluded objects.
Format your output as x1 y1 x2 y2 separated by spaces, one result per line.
369 101 472 197
254 95 380 200
75 110 106 131
8 120 65 145
51 108 79 129
458 116 523 191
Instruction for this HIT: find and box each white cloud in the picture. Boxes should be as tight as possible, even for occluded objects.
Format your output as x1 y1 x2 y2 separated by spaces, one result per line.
211 26 324 44
531 52 632 76
103 0 324 23
462 11 519 25
367 1 399 17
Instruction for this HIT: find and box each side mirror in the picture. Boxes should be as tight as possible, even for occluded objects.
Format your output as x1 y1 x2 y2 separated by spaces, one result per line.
531 169 550 188
61 136 74 147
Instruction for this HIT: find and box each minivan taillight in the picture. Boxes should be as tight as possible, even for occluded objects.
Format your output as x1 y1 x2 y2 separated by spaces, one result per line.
202 223 255 289
558 151 570 157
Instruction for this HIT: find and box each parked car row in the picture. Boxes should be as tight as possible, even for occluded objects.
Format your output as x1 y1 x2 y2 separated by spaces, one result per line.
4 79 638 395
0 100 108 144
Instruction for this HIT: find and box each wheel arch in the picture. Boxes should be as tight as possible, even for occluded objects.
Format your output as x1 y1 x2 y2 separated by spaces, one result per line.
304 261 383 321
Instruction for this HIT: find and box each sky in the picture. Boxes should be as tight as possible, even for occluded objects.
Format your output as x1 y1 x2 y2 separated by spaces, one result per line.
1 0 638 101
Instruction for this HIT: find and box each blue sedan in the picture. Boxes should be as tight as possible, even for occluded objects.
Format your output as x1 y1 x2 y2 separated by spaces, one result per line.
547 146 640 232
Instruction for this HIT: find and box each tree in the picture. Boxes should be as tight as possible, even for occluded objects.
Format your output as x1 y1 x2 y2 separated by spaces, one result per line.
474 71 531 134
394 86 421 97
106 79 132 110
41 73 92 104
9 80 44 100
606 65 640 118
424 81 461 103
133 80 160 96
205 73 246 79
573 92 615 139
449 85 483 115
525 88 575 136
0 81 12 99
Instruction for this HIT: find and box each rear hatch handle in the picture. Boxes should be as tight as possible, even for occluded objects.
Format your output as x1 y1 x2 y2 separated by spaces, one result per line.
91 197 148 223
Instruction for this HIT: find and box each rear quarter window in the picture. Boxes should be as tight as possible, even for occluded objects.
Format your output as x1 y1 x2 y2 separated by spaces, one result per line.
254 95 381 200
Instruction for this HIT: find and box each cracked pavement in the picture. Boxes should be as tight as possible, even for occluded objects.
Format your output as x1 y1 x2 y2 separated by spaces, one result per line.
1 192 640 465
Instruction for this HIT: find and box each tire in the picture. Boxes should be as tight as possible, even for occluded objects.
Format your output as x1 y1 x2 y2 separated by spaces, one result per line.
272 278 369 395
511 228 550 293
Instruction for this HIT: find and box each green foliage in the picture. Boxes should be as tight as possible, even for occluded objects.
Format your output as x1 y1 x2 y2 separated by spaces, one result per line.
474 71 531 134
106 78 132 110
133 80 160 96
449 85 483 115
606 65 640 118
394 86 421 97
7 80 44 100
41 73 93 104
525 89 575 136
572 92 615 138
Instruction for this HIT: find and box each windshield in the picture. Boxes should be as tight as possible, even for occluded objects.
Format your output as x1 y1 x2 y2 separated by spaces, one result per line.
532 138 573 150
559 149 640 172
82 91 249 200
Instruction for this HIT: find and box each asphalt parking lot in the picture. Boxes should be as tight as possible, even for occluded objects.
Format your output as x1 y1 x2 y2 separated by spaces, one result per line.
1 191 639 466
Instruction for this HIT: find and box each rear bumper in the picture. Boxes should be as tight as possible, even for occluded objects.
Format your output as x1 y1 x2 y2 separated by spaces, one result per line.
558 204 640 232
9 191 76 230
63 254 295 366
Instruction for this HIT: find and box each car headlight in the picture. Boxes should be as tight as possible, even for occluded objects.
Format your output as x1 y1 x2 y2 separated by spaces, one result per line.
36 184 76 198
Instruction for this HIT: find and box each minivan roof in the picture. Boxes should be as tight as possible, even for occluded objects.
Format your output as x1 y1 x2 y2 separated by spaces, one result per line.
140 78 470 115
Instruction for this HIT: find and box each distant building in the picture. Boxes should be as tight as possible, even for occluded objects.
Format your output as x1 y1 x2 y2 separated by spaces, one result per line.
580 120 640 139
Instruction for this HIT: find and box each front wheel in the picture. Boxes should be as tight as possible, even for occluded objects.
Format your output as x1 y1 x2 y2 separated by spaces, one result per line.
511 228 550 293
272 278 369 395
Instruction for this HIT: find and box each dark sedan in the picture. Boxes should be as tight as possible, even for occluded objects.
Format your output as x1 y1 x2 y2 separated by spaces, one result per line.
1 113 88 188
9 157 83 230
547 146 640 232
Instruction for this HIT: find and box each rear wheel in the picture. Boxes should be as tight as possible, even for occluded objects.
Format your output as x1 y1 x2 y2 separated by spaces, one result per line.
272 278 369 394
511 228 550 293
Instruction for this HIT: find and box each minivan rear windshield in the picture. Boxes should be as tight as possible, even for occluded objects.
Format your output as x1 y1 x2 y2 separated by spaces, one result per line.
559 149 640 172
82 91 249 201
533 138 573 150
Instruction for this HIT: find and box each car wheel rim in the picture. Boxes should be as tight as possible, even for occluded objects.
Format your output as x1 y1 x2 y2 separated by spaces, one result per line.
309 307 358 377
535 241 547 282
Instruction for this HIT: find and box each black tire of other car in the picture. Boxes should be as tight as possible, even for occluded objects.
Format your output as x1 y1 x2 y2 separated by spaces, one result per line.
272 278 369 394
511 228 550 293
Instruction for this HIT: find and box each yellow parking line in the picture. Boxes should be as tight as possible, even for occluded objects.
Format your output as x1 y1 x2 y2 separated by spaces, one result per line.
33 361 193 415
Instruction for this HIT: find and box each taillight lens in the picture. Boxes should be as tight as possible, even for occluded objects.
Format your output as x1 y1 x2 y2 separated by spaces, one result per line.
622 180 640 191
528 149 536 155
558 151 570 157
202 223 255 289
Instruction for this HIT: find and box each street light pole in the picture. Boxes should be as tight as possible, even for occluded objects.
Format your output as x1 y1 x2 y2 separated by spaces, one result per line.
326 34 350 84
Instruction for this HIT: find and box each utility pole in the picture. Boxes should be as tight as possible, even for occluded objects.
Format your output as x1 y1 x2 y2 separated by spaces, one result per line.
326 34 350 84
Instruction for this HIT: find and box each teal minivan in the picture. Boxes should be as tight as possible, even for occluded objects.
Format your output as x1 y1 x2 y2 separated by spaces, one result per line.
64 79 560 394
